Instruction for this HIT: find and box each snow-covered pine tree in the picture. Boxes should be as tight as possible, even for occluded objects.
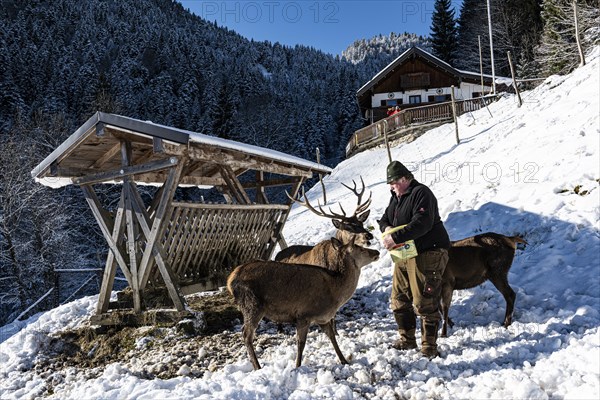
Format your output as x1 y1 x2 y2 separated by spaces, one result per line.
430 0 458 64
456 0 490 73
456 0 544 78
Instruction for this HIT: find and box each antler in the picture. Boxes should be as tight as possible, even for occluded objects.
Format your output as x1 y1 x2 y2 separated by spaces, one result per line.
286 187 347 220
285 176 372 221
340 176 372 217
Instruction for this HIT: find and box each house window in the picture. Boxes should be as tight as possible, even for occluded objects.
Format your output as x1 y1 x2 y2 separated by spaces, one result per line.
409 95 421 104
381 99 403 107
427 95 448 103
472 92 482 98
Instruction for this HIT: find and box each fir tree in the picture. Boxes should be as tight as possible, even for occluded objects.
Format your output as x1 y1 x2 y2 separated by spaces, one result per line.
430 0 458 64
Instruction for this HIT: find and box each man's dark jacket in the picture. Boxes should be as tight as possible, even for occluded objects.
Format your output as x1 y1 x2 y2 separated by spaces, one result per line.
378 180 450 253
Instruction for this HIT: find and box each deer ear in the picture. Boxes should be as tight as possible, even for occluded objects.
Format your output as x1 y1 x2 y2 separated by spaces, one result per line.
331 237 343 249
357 210 370 222
332 219 342 229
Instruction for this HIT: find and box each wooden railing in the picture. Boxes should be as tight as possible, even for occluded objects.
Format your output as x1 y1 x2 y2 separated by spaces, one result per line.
346 95 498 156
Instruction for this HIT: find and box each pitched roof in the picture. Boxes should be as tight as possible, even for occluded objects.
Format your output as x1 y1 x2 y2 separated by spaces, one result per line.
357 46 500 97
31 112 332 188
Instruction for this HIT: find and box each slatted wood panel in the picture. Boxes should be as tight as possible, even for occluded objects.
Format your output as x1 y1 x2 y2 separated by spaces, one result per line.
146 203 288 288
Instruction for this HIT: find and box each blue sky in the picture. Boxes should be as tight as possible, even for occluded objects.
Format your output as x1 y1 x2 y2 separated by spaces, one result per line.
178 1 464 55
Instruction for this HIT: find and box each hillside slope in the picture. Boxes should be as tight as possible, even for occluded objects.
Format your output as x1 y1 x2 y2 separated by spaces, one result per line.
0 49 598 399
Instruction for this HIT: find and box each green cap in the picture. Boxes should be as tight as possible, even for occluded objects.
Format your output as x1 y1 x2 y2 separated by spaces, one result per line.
386 161 411 183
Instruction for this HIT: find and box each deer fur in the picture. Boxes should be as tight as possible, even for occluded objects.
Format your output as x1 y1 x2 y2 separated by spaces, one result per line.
441 232 527 336
227 237 379 370
275 212 372 264
274 224 371 269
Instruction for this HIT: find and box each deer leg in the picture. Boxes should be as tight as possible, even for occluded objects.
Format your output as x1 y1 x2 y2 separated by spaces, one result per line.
295 320 310 368
440 283 454 337
440 278 454 337
242 311 264 370
488 275 516 327
319 319 348 365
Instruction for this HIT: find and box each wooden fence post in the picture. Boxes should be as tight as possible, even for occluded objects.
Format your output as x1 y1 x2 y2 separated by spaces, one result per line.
382 120 391 163
450 85 460 144
316 147 326 204
507 51 522 107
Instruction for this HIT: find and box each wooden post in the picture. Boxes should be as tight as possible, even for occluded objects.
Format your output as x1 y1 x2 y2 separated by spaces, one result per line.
573 0 586 67
382 120 391 163
121 140 142 313
81 186 129 314
255 171 269 204
275 178 304 255
137 160 186 311
507 51 522 107
450 85 460 144
316 147 327 205
478 35 484 95
486 0 496 95
477 36 494 118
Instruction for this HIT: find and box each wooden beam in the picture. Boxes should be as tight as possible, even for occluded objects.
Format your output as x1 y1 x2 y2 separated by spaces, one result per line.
271 178 304 256
95 190 126 314
81 185 133 298
127 181 171 293
81 185 131 283
242 177 302 189
255 171 268 204
171 202 287 211
95 122 106 137
134 173 224 187
73 157 179 185
89 142 121 169
182 145 314 178
219 165 251 204
121 141 142 313
153 137 164 153
89 309 194 327
134 148 157 165
137 160 186 311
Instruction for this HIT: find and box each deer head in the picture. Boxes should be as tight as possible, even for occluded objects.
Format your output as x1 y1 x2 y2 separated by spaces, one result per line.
287 177 374 246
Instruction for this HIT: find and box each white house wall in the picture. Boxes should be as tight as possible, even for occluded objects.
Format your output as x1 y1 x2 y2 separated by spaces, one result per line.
371 82 492 108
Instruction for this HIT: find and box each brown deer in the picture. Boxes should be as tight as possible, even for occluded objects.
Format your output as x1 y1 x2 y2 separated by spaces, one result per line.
227 237 380 370
441 232 528 337
275 177 373 265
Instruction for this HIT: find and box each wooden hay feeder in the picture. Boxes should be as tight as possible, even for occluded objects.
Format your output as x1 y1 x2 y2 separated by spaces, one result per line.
31 112 332 326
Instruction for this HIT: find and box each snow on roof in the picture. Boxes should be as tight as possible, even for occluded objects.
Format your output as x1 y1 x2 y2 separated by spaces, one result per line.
106 113 332 174
357 46 508 96
31 112 332 188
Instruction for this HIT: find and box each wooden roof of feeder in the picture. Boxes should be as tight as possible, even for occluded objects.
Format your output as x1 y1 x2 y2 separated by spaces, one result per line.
32 111 332 189
31 112 332 326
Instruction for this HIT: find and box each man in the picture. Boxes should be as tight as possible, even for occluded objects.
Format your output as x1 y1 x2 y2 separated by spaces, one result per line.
379 161 450 358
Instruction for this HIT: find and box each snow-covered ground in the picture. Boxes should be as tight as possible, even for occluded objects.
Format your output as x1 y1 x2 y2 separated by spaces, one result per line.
1 49 599 399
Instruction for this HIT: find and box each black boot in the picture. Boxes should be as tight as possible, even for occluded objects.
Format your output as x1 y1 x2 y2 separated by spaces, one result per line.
392 311 417 350
421 319 440 358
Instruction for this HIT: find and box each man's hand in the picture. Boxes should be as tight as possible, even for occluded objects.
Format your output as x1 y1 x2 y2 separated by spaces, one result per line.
382 231 396 250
